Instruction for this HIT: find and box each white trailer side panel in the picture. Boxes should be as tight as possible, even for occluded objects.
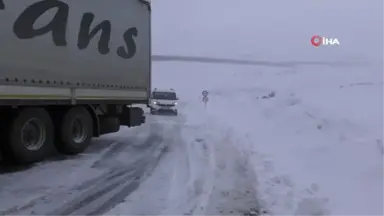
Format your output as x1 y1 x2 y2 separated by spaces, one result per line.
0 0 150 100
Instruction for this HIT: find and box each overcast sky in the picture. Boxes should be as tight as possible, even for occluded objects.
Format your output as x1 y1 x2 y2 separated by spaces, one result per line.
152 0 383 64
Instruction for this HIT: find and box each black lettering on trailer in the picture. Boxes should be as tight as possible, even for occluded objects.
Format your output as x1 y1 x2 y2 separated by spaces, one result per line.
4 0 138 59
13 0 68 46
117 27 138 59
78 13 111 55
0 0 4 10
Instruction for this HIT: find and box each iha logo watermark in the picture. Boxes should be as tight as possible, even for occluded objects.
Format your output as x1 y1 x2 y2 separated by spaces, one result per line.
311 35 340 47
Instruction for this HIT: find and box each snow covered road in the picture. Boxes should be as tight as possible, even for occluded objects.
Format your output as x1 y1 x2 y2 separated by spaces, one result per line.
0 113 173 215
0 0 382 214
0 62 382 216
107 103 260 215
0 102 261 215
149 61 383 215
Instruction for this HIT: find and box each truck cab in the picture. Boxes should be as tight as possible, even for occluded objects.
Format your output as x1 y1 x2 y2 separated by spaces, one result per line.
149 88 179 115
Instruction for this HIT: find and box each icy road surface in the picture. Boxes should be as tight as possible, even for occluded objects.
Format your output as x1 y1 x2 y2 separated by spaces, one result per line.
0 62 382 216
147 61 383 216
0 115 172 215
0 105 260 215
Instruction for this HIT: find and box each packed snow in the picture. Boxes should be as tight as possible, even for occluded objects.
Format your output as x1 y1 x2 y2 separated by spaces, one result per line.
2 62 381 215
131 60 382 215
147 0 383 214
0 0 382 215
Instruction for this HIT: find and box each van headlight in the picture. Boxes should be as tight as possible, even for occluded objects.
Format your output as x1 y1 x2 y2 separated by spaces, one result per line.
174 102 178 105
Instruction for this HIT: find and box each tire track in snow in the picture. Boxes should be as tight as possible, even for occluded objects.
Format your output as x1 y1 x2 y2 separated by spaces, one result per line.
0 138 135 214
90 141 131 169
0 138 125 216
49 133 167 215
73 138 141 192
71 123 163 192
0 125 167 215
201 127 260 215
159 114 216 215
87 144 168 215
105 110 191 215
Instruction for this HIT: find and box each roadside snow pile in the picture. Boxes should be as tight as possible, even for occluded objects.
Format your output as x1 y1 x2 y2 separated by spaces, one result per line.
204 65 383 215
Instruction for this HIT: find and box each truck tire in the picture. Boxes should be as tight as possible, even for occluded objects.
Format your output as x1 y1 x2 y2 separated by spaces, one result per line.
56 107 93 155
7 108 54 164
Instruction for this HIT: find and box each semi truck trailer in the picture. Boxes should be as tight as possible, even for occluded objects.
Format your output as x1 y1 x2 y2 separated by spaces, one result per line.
0 0 151 164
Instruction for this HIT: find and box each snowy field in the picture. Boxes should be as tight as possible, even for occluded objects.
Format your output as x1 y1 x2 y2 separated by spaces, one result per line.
141 62 383 215
0 0 382 215
147 0 383 214
0 62 382 215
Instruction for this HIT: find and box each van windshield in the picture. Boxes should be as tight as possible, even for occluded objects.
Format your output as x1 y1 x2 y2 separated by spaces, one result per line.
152 92 177 100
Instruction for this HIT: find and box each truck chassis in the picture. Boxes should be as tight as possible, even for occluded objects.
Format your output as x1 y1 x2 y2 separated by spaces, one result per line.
0 85 146 164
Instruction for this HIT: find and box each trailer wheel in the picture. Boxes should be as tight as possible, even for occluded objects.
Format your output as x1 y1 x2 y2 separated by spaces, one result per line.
8 108 54 164
56 107 93 155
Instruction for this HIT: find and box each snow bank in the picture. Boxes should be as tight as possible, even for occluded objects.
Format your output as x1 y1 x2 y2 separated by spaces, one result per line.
204 65 383 215
151 0 382 213
152 60 383 215
150 45 384 216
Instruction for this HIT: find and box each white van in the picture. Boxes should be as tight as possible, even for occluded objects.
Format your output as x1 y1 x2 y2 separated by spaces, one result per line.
149 88 179 115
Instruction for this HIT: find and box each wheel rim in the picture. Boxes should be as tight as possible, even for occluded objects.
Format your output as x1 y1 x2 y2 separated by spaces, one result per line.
21 118 46 151
71 117 87 143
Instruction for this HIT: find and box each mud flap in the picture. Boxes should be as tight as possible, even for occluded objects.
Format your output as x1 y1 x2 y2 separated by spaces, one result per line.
99 117 120 135
120 107 145 127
